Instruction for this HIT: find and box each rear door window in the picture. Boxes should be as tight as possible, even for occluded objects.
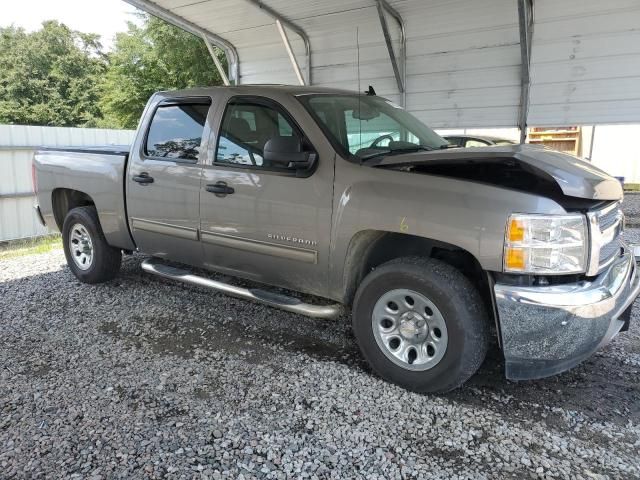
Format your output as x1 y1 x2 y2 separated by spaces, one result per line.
145 102 210 161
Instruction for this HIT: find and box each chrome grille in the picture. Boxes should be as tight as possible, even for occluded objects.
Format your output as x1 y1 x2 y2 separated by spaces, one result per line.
587 202 624 276
599 238 622 265
599 206 621 232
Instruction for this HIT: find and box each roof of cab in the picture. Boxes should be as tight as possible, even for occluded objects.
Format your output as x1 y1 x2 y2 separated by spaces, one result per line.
155 84 360 99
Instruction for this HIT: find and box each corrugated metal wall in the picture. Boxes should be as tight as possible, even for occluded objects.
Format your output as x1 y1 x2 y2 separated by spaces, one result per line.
151 0 640 128
163 0 520 128
529 0 640 125
0 125 135 242
298 0 522 128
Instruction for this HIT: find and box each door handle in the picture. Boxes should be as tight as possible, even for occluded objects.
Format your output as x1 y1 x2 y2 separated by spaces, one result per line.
206 182 235 197
132 173 154 184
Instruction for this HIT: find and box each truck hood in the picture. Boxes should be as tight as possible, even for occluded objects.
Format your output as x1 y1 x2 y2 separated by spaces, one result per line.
374 144 622 201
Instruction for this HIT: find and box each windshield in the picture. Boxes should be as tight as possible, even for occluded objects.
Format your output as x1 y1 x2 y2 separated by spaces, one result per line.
298 94 449 159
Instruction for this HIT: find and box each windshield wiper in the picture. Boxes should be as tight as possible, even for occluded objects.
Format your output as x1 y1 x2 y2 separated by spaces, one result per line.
360 145 434 164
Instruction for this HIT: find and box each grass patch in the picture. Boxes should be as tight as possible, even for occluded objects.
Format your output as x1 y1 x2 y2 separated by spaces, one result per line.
0 234 62 260
624 183 640 192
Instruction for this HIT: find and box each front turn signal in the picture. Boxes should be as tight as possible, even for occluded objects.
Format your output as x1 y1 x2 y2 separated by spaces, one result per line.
504 247 526 271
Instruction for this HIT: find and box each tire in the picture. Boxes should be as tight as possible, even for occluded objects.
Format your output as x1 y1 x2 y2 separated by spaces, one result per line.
352 257 489 393
62 206 121 284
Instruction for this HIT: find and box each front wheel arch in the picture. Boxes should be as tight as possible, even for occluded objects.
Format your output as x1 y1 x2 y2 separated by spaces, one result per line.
341 230 490 305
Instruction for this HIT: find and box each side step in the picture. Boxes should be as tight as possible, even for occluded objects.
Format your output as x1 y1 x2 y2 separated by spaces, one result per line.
141 258 343 320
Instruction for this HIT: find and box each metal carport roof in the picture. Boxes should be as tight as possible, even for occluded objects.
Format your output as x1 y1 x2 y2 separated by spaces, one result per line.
124 0 640 139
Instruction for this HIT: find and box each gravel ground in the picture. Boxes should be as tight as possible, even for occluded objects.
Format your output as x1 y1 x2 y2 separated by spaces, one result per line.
2 234 640 479
622 192 640 226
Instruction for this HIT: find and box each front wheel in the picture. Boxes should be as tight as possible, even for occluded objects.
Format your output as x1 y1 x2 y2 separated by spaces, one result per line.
62 206 121 284
352 257 489 393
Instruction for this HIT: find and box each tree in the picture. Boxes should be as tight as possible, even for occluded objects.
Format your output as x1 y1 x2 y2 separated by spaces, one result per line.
100 14 227 129
0 21 106 127
0 15 226 129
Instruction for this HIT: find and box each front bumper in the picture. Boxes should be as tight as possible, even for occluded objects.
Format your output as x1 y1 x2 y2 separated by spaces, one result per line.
494 245 640 380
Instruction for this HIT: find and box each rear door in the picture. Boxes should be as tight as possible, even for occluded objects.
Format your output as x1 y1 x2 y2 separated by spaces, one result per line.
126 96 211 266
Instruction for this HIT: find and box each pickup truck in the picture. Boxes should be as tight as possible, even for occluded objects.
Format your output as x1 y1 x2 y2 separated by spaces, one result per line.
33 85 640 393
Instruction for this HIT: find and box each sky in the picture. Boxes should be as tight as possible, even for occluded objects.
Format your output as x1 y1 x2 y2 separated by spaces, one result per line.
0 0 141 50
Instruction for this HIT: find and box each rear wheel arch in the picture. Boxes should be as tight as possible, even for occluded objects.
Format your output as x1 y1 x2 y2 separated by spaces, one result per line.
62 206 121 283
52 188 96 231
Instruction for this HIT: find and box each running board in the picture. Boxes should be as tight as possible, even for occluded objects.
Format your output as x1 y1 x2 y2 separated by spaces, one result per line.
141 258 343 319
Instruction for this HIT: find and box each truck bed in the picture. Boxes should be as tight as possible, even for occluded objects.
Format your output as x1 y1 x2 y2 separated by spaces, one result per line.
39 145 131 156
33 146 135 251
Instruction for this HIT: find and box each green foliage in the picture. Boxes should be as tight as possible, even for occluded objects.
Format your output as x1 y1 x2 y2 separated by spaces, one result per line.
0 234 62 260
0 21 105 127
99 14 226 129
0 14 227 129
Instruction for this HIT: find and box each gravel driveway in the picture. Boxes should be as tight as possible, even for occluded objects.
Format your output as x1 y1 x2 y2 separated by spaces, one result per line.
2 233 640 479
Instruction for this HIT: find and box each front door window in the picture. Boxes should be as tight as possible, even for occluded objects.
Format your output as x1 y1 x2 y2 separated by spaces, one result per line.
216 102 302 169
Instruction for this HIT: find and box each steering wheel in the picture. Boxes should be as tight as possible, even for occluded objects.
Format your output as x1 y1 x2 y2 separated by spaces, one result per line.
369 134 395 148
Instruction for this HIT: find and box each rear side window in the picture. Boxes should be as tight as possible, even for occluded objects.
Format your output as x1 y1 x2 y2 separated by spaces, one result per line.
145 102 210 161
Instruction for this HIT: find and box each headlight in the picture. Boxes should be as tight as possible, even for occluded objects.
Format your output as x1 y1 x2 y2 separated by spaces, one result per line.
504 213 587 274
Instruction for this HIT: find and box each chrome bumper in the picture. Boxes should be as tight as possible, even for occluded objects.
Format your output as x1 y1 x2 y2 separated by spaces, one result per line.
494 245 640 380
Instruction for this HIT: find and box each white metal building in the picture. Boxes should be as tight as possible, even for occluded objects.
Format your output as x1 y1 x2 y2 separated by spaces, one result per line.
125 0 640 137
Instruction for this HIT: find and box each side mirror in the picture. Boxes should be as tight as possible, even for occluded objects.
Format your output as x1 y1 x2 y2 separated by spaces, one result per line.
263 136 315 169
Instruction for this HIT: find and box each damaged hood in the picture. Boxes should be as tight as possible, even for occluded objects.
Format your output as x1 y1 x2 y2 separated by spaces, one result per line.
374 144 623 201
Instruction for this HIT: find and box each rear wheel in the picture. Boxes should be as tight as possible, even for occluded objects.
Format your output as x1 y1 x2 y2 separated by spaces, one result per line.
352 257 489 393
62 206 121 284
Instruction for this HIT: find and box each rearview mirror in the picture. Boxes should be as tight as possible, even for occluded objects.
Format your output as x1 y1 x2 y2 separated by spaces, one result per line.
352 105 379 121
263 136 315 169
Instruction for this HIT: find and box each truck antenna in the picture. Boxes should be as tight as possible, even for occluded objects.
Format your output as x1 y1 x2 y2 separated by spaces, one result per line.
356 27 362 163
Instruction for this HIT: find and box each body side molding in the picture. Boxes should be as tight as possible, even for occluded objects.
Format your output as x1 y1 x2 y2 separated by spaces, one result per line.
131 218 199 241
201 231 318 264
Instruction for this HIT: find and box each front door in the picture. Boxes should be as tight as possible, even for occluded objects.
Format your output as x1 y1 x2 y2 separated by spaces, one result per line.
199 96 335 297
126 97 211 266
